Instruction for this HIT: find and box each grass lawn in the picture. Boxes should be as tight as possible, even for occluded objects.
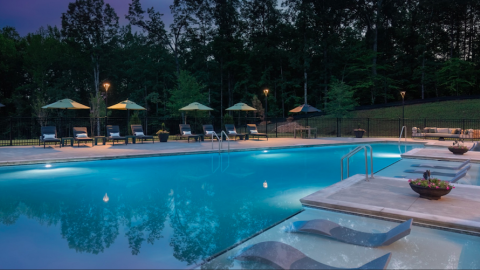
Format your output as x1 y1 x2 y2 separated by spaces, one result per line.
341 99 480 119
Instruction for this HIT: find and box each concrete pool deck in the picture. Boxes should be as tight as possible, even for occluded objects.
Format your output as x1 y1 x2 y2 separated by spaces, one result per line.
0 137 432 166
301 174 480 234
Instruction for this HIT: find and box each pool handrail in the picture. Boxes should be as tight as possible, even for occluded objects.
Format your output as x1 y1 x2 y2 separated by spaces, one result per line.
399 126 407 143
220 131 230 152
210 131 221 152
341 145 374 181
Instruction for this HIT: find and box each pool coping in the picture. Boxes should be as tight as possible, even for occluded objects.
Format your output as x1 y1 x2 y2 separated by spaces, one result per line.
300 174 480 235
0 140 427 167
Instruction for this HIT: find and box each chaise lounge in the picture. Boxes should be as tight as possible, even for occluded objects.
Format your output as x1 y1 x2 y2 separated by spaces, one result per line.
247 124 268 140
179 124 201 143
235 241 392 269
73 127 94 147
285 218 413 247
131 124 154 144
39 126 61 148
225 124 246 140
203 124 219 140
106 125 128 145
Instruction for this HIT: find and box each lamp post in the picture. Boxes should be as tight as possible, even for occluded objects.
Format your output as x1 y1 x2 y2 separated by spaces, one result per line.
400 91 406 127
263 89 269 120
103 82 110 135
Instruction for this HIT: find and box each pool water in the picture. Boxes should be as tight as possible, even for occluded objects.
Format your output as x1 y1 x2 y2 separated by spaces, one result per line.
201 207 480 269
0 143 420 269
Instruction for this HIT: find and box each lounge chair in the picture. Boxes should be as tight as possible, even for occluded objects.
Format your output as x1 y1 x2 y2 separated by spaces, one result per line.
225 124 246 140
72 127 94 147
247 124 268 140
179 124 201 143
106 125 128 145
39 126 61 148
131 124 154 144
286 219 413 248
203 125 219 140
411 159 470 170
235 241 392 269
404 167 470 177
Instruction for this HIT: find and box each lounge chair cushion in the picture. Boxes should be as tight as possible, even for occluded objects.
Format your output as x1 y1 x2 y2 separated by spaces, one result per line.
437 128 449 133
135 132 145 136
250 130 258 134
183 131 192 135
76 133 88 138
110 132 120 137
229 130 237 135
44 134 56 139
206 131 214 135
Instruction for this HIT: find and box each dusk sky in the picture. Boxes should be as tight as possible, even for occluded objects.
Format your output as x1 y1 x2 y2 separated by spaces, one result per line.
0 0 174 36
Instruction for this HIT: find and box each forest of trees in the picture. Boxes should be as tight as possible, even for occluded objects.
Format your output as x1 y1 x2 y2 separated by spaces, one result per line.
1 0 480 119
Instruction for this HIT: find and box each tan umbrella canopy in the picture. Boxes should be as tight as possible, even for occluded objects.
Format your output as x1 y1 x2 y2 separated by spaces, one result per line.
42 98 90 110
226 103 256 111
179 102 213 124
107 99 146 111
226 103 257 127
108 100 146 132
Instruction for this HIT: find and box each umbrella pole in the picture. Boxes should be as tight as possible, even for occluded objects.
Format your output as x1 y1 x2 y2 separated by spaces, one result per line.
128 109 130 135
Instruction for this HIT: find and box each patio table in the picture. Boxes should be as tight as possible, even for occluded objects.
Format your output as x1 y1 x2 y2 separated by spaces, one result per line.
294 127 317 139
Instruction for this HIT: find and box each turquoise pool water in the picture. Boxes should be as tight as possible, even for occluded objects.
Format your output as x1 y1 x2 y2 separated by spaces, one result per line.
0 143 420 269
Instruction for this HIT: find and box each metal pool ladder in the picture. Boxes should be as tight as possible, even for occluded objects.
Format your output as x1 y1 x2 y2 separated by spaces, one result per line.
210 132 221 152
399 126 407 143
220 131 230 152
341 145 374 181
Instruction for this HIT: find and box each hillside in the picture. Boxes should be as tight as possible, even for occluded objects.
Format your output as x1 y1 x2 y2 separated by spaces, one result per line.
338 99 480 119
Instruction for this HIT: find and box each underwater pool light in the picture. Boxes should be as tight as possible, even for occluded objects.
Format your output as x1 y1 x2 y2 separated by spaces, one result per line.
103 193 109 202
263 150 268 153
45 164 52 168
263 181 268 188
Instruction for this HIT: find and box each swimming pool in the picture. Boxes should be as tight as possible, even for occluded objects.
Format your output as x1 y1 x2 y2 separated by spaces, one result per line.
0 143 420 268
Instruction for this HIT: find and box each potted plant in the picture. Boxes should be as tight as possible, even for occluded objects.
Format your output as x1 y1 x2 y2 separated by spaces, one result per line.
448 140 469 155
354 123 365 138
156 123 170 142
408 170 455 200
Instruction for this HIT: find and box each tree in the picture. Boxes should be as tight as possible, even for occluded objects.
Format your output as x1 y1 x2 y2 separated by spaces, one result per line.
325 80 357 117
167 70 207 117
62 0 119 134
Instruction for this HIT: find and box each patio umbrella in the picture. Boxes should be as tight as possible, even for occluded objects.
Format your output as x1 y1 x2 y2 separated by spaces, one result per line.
42 98 90 110
108 99 146 133
42 99 91 137
289 104 321 127
179 102 213 125
226 103 257 127
289 104 321 113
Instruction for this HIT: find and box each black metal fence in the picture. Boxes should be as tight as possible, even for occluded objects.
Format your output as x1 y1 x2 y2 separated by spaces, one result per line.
2 116 480 146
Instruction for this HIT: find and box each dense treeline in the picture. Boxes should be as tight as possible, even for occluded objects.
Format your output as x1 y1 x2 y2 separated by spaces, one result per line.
1 0 480 119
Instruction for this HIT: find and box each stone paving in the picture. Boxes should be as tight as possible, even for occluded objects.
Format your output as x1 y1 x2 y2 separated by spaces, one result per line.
301 174 480 233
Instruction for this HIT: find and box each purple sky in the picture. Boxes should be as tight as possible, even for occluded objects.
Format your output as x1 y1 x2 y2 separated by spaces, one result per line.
0 0 173 36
